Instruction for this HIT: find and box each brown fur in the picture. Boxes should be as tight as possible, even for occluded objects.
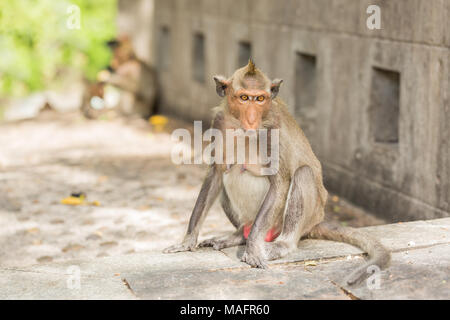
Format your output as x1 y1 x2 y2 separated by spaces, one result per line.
82 35 156 119
164 61 390 285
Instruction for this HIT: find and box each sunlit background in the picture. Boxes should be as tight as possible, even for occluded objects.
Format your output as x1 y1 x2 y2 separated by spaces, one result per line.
0 0 448 271
0 0 116 118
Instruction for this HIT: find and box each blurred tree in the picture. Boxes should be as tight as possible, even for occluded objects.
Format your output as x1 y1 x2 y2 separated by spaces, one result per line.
0 0 117 97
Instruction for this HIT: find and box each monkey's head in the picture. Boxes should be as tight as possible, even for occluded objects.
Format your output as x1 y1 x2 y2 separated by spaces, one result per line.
107 34 135 70
213 60 283 130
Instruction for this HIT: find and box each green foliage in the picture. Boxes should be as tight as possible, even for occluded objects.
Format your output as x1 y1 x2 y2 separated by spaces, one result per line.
0 0 117 97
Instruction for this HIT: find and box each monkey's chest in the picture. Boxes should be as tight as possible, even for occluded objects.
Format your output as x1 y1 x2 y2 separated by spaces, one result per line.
222 165 270 223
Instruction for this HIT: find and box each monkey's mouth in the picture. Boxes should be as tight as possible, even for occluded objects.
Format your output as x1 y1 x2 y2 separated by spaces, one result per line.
241 123 261 131
224 164 249 174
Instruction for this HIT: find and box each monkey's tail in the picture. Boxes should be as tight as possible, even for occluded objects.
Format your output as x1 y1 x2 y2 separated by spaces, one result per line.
308 222 391 285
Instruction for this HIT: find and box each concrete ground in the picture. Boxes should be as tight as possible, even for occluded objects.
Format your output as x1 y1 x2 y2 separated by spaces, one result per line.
1 218 449 299
0 111 448 299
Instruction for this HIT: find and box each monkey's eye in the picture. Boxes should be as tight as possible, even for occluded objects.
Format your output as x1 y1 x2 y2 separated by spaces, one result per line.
257 96 265 102
240 95 249 101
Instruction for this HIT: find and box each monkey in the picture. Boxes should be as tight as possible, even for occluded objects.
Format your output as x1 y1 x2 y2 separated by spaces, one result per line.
81 81 106 119
164 60 390 285
82 34 156 119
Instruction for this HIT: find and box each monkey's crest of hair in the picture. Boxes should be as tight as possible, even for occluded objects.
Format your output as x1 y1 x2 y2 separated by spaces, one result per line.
231 60 271 92
245 58 257 76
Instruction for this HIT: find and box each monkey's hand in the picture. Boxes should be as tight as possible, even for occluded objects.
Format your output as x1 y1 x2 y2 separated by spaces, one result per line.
163 237 197 253
241 245 268 269
97 70 111 82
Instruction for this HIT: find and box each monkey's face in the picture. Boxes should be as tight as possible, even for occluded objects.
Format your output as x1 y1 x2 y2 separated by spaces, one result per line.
213 60 283 131
107 36 134 70
227 87 271 130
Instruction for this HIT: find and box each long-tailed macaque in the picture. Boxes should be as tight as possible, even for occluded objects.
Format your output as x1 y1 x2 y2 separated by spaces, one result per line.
84 34 156 119
164 60 390 285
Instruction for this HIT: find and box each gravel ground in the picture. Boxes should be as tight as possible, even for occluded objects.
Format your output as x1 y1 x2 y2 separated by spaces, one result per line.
0 111 384 268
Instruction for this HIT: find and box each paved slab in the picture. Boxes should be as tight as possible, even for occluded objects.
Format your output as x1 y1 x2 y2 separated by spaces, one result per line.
222 218 450 264
0 218 448 299
307 244 450 300
360 219 450 251
222 239 363 266
19 249 247 277
121 218 450 300
123 266 350 300
0 269 135 300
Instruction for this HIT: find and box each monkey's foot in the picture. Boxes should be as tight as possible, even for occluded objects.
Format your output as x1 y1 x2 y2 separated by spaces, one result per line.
241 248 268 269
163 239 197 253
264 241 293 261
199 233 245 250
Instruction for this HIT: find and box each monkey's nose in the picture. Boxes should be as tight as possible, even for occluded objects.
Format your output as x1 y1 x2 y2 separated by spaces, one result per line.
245 108 260 130
247 110 258 124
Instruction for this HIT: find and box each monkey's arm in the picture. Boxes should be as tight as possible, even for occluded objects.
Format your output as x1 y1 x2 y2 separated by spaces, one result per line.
104 73 139 93
99 62 140 93
163 165 223 253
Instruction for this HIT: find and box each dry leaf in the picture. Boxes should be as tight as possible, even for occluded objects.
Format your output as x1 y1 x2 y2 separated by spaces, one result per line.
61 196 84 206
27 227 40 234
149 115 168 132
86 234 101 241
94 231 103 237
62 244 84 252
332 205 341 213
97 175 109 183
37 256 53 263
100 241 118 248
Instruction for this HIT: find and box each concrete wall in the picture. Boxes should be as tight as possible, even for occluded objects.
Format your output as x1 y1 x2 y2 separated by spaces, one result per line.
150 0 449 222
117 0 154 65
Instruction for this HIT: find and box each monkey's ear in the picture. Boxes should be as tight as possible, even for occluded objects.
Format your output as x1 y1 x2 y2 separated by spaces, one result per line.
270 79 283 99
213 75 229 97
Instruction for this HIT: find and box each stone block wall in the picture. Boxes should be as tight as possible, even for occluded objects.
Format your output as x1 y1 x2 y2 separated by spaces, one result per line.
149 0 449 222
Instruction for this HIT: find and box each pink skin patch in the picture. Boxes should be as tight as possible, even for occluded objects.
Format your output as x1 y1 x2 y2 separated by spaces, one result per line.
243 224 280 242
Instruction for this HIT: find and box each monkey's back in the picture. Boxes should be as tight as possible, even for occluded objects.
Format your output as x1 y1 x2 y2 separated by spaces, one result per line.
274 99 328 213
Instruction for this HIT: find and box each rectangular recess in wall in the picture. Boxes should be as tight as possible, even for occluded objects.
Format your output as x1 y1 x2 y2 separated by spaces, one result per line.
157 26 170 71
295 52 317 115
238 41 252 68
192 32 205 83
370 67 400 144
